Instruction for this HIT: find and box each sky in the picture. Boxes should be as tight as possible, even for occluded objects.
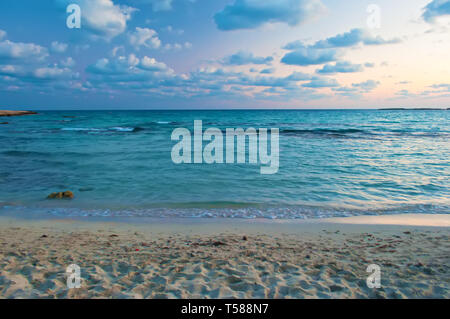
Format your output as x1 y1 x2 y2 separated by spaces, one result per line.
0 0 449 109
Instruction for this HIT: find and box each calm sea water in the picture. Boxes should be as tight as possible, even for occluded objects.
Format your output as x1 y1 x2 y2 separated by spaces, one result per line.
0 110 449 219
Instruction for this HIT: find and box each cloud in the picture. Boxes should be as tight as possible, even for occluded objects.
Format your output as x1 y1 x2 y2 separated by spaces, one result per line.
281 28 400 67
352 80 380 92
165 25 184 35
282 40 305 50
137 0 173 12
260 68 275 74
0 32 81 93
302 77 339 88
214 0 325 31
281 45 339 66
317 61 363 74
332 86 358 93
0 30 6 41
429 83 450 92
228 71 311 88
83 56 318 101
111 46 125 57
57 0 136 40
395 89 415 97
422 0 450 22
312 28 401 49
128 27 161 49
0 64 22 77
333 80 381 97
87 55 139 75
33 66 76 81
86 54 175 90
163 42 192 51
50 41 68 53
0 40 48 63
138 56 170 71
222 51 273 65
0 62 78 86
60 57 76 68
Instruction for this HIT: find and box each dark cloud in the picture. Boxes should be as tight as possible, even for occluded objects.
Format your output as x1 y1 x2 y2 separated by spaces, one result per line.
222 51 273 65
317 61 363 74
422 0 450 22
214 0 325 31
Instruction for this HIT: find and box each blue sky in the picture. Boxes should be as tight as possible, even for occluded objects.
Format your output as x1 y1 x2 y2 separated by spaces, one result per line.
0 0 449 109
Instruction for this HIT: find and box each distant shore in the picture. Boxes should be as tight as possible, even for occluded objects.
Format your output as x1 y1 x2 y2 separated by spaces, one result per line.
0 110 37 117
378 108 448 110
0 214 448 299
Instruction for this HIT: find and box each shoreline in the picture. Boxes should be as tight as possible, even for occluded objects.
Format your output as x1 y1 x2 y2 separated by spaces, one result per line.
0 214 448 299
1 213 449 227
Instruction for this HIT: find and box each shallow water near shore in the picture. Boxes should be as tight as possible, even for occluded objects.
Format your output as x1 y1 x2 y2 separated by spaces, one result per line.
0 109 449 219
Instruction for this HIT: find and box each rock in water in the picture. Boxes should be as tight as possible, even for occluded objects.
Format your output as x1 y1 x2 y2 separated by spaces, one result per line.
47 191 74 199
0 110 37 117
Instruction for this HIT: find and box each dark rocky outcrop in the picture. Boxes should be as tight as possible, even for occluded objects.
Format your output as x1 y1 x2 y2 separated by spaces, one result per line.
47 191 74 199
0 110 37 117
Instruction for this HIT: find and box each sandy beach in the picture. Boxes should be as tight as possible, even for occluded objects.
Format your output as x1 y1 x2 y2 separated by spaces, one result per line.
0 214 448 299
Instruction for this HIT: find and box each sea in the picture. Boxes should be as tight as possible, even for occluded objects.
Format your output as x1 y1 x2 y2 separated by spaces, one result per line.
0 110 448 220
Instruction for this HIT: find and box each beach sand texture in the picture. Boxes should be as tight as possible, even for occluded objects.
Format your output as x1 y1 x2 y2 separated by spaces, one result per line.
0 217 448 299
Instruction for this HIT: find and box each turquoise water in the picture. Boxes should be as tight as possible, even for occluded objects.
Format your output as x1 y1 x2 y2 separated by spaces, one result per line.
0 110 449 219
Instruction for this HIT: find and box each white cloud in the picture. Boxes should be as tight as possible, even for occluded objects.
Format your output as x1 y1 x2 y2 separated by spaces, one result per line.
51 41 68 53
128 27 161 49
0 40 48 63
33 66 76 80
0 65 21 76
128 53 140 67
60 57 76 68
140 0 173 12
111 46 125 57
138 56 170 71
57 0 137 40
165 25 184 35
88 54 173 76
0 30 6 41
163 42 192 51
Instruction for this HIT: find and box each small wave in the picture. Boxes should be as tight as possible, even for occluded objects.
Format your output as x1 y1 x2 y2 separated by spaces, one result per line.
281 128 368 138
61 128 100 132
280 128 450 139
1 203 448 220
110 127 140 132
61 127 144 133
1 150 49 157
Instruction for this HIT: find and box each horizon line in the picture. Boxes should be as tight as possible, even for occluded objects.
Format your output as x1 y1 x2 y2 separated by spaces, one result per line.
1 107 449 111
